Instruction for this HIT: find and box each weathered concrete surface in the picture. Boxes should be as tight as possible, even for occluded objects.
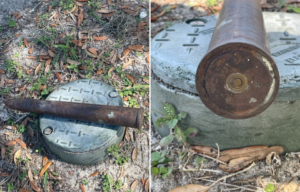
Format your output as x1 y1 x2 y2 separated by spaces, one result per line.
152 79 300 152
151 12 300 152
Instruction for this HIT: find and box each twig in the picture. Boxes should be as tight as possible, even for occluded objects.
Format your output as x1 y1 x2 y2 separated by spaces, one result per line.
200 178 263 192
198 153 227 165
0 167 17 185
14 113 29 124
208 162 257 189
182 168 222 173
215 143 220 159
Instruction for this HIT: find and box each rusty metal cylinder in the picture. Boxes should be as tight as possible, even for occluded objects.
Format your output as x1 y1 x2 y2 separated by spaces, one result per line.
5 99 144 129
195 0 279 119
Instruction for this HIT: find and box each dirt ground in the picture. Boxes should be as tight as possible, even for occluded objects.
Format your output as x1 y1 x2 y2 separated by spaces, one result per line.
151 0 300 191
0 0 149 191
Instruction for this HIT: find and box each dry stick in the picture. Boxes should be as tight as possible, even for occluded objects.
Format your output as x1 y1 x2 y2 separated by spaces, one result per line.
198 153 227 165
182 168 222 173
207 162 257 190
200 178 263 192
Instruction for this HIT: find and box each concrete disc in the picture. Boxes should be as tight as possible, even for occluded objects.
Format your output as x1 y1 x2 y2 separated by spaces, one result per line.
40 79 125 165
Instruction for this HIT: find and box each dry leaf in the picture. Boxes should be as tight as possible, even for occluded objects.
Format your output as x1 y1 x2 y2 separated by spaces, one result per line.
35 63 42 75
28 169 33 181
131 180 139 191
123 49 130 57
29 48 33 54
96 70 103 75
98 9 113 13
77 0 89 1
126 74 135 85
142 178 146 186
43 156 48 166
132 146 137 162
53 13 59 19
30 181 41 192
89 171 100 177
94 36 108 41
125 128 130 142
266 152 275 166
219 157 253 172
1 146 5 159
151 4 160 13
0 172 9 177
14 138 27 150
108 67 114 74
24 38 29 47
5 132 13 136
40 161 52 177
143 78 149 84
49 5 52 12
76 2 83 6
102 12 115 17
78 8 84 27
15 33 21 37
48 49 54 57
122 58 134 69
4 125 17 130
168 184 210 192
6 80 15 84
283 178 298 192
26 56 37 59
88 48 98 55
19 188 30 192
26 153 32 160
28 125 34 137
80 184 85 192
56 73 61 82
6 141 16 146
123 96 128 101
45 59 52 66
120 166 124 177
67 59 81 65
128 45 144 52
14 149 22 164
145 178 149 192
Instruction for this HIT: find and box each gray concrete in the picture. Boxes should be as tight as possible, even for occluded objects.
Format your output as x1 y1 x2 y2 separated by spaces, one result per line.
151 12 300 152
40 79 125 165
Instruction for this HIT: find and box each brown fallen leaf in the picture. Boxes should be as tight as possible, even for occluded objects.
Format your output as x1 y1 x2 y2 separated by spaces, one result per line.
40 161 52 177
26 153 32 160
76 2 83 6
131 180 139 191
6 80 15 84
98 9 114 13
30 181 41 192
78 8 84 27
67 58 81 65
80 184 85 192
14 138 27 150
94 36 108 41
0 172 9 177
18 188 30 192
168 184 210 192
43 156 48 166
143 78 149 84
132 146 137 162
145 178 149 192
56 73 61 82
191 145 218 158
15 33 21 37
151 4 160 13
122 58 134 69
142 178 146 186
123 96 128 101
29 48 33 54
1 146 5 159
28 125 34 137
48 49 55 57
219 157 253 172
88 48 98 55
120 166 124 177
108 67 114 74
45 59 52 66
89 171 100 177
96 70 103 75
24 38 29 47
77 0 89 1
14 149 22 164
102 12 115 17
15 12 22 19
28 169 33 181
0 69 5 74
35 63 42 75
123 49 130 57
151 9 166 22
53 13 59 19
26 56 37 59
126 74 135 85
4 125 17 130
6 141 16 146
128 45 144 52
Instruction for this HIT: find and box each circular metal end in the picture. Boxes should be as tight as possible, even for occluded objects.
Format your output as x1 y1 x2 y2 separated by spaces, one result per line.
136 108 144 129
226 73 248 93
43 127 53 135
196 43 279 119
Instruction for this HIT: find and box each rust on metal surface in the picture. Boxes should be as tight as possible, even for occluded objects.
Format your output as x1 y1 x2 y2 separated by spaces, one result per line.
195 0 279 119
5 99 144 129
